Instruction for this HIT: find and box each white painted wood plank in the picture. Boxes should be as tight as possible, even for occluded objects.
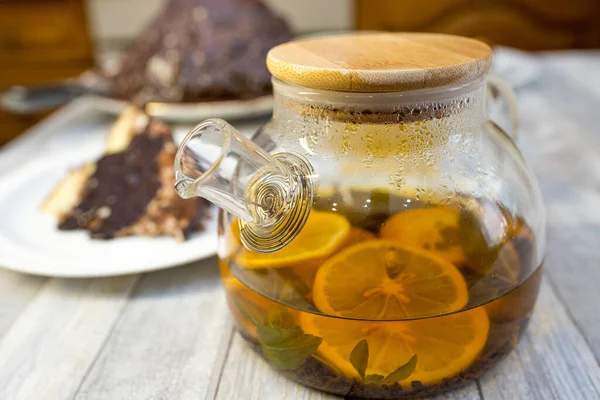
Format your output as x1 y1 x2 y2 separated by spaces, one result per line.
480 280 600 400
0 276 138 400
513 69 600 363
75 259 231 400
215 332 338 400
427 382 480 400
0 269 46 338
541 51 600 98
544 225 600 359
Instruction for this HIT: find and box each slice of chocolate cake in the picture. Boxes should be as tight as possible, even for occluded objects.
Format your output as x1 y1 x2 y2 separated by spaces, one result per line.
110 0 292 104
44 107 209 241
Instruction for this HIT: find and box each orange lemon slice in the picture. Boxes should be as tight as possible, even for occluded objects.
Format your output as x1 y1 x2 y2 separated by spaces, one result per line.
312 240 469 320
236 211 350 269
380 207 466 265
345 227 376 247
300 307 489 386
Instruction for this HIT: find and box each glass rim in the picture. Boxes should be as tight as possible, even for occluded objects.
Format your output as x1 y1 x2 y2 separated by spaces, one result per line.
272 76 487 108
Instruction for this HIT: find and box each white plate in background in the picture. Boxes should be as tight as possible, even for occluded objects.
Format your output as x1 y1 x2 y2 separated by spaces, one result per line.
90 94 274 123
0 146 218 277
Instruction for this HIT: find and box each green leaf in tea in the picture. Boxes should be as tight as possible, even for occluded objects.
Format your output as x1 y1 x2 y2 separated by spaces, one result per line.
257 325 322 370
268 307 295 328
350 339 369 379
438 226 460 251
233 294 323 370
364 374 385 385
381 354 418 384
457 208 499 272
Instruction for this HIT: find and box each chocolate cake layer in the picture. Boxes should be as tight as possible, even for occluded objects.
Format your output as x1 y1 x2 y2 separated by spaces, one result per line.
59 129 165 238
58 117 210 241
111 0 292 104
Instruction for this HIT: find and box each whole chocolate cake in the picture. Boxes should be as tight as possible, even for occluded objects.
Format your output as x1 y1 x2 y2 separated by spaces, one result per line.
111 0 293 104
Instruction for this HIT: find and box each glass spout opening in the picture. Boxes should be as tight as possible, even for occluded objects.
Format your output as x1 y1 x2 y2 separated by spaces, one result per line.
174 118 275 223
174 118 315 253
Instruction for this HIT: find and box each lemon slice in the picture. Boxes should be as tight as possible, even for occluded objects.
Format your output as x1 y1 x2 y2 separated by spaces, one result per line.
380 207 466 265
300 307 489 386
345 227 376 247
236 211 350 269
312 240 468 319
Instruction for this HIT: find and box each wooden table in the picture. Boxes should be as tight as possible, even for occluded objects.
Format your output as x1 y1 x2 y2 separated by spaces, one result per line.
1 51 600 400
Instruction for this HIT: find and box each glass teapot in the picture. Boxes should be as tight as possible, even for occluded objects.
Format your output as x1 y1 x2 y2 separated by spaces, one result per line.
174 33 544 398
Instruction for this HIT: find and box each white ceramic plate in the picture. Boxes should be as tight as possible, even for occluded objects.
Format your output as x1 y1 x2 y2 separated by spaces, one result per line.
0 146 218 277
91 94 274 123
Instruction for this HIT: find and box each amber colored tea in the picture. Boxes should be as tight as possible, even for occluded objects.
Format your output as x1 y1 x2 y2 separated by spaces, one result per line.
218 190 542 399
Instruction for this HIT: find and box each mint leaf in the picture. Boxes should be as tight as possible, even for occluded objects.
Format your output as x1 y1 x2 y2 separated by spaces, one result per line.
257 325 322 370
350 339 369 379
458 208 499 272
381 354 417 384
232 294 322 370
268 307 295 328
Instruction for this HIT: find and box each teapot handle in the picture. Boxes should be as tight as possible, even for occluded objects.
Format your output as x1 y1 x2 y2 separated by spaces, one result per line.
487 74 519 140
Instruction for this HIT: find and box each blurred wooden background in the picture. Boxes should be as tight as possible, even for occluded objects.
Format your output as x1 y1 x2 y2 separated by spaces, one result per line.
356 0 600 50
0 0 93 147
2 0 600 146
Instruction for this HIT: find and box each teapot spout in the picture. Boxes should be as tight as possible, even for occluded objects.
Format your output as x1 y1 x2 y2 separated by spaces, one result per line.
174 118 315 253
173 118 266 223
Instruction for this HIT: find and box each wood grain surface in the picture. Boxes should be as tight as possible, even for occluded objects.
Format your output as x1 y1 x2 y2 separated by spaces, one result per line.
0 52 599 400
355 0 600 50
0 0 94 146
267 33 492 92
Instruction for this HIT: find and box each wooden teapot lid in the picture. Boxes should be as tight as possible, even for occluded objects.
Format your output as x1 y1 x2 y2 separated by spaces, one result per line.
267 32 493 92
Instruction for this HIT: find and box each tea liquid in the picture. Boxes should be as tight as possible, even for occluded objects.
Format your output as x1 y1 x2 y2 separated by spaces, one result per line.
219 190 542 399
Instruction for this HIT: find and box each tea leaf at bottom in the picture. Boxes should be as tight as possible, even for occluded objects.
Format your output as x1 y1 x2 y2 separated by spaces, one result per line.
364 374 385 384
381 354 418 384
233 298 322 370
349 339 369 379
257 325 322 370
313 354 344 376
